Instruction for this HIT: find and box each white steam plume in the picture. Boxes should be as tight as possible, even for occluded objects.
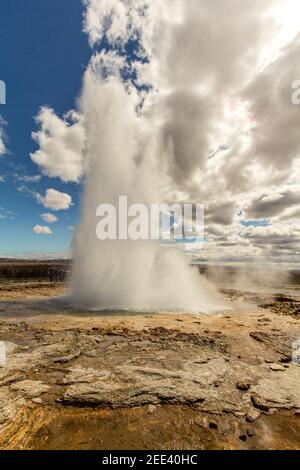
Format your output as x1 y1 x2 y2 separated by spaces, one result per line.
71 1 221 312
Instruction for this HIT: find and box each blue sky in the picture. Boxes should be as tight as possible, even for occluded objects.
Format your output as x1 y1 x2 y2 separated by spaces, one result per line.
0 0 90 257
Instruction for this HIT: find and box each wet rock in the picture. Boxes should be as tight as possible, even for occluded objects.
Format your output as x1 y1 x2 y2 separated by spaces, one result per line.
269 364 286 372
236 381 250 391
0 373 25 387
247 428 256 438
223 406 235 414
252 368 300 410
61 379 206 407
32 398 43 405
53 351 81 364
194 416 207 427
0 389 25 431
57 357 227 408
61 367 111 385
147 405 156 414
251 395 270 412
246 410 261 423
183 358 228 387
279 355 291 364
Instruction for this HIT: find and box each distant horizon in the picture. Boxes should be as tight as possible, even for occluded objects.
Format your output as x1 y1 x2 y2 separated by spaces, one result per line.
1 255 300 272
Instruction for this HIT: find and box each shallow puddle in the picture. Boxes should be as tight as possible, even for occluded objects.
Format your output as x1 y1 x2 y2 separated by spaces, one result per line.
26 406 300 450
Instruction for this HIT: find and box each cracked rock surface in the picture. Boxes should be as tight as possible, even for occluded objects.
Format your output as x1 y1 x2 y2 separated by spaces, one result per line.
0 284 300 449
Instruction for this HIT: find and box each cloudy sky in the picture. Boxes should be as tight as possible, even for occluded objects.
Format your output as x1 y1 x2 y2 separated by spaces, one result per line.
1 0 300 264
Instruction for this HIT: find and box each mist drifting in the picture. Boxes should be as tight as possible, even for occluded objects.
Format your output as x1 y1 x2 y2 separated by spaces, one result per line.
68 0 300 310
71 0 225 312
71 64 219 311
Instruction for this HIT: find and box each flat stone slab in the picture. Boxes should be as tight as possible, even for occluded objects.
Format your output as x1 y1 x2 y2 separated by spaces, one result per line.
10 380 50 398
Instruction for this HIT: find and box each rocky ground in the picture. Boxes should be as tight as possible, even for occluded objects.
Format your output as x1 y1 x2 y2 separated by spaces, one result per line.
0 281 299 449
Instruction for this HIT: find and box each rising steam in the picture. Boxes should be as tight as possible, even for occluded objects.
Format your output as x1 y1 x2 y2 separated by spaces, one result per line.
71 1 221 312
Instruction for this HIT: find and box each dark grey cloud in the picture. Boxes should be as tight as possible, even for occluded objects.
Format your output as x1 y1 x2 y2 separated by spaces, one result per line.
246 190 300 219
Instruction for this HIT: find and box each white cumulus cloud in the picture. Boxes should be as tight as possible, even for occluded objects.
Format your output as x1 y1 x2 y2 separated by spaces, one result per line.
33 225 53 235
36 188 72 211
30 107 85 183
40 213 58 223
16 174 42 183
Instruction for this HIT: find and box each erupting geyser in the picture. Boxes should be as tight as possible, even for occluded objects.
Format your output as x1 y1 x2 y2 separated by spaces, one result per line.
71 1 221 312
